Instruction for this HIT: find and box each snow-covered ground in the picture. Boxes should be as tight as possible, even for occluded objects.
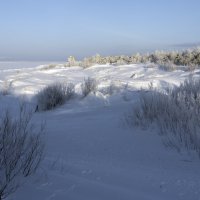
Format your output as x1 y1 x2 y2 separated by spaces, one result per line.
0 61 63 70
1 62 200 200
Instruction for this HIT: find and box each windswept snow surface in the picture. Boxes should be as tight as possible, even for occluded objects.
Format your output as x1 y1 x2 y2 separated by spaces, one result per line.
1 62 200 200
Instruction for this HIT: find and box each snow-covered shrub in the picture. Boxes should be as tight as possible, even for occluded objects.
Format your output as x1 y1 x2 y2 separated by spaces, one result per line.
80 54 106 68
0 104 44 200
81 58 93 68
129 78 200 155
158 62 177 71
47 64 56 69
81 77 97 97
116 58 127 66
185 64 199 71
106 82 118 95
67 56 76 67
0 80 12 96
100 82 120 96
40 64 58 71
36 82 75 111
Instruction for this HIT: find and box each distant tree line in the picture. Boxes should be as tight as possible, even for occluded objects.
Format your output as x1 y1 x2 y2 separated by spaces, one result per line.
66 48 200 70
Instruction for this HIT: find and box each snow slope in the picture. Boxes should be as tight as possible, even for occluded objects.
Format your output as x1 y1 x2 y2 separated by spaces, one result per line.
1 62 200 200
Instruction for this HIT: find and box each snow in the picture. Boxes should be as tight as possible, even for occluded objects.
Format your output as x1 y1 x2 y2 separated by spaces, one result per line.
1 62 200 200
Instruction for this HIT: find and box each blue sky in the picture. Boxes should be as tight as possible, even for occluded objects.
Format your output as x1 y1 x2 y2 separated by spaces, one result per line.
0 0 200 61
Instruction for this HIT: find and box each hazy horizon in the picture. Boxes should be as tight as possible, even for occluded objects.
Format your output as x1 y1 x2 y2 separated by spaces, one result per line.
0 0 200 61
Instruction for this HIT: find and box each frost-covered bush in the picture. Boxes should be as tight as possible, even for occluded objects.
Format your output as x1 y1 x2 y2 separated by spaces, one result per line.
80 54 108 68
99 82 120 96
81 77 97 97
65 56 81 67
0 104 44 200
116 58 128 66
67 56 76 67
158 62 177 71
129 78 200 155
106 82 119 95
0 80 12 96
80 58 94 68
36 82 75 111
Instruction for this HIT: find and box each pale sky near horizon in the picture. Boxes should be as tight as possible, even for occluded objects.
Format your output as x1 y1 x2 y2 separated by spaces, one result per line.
0 0 200 61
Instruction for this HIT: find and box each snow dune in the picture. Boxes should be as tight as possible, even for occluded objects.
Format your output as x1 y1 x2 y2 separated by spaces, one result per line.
1 62 200 200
